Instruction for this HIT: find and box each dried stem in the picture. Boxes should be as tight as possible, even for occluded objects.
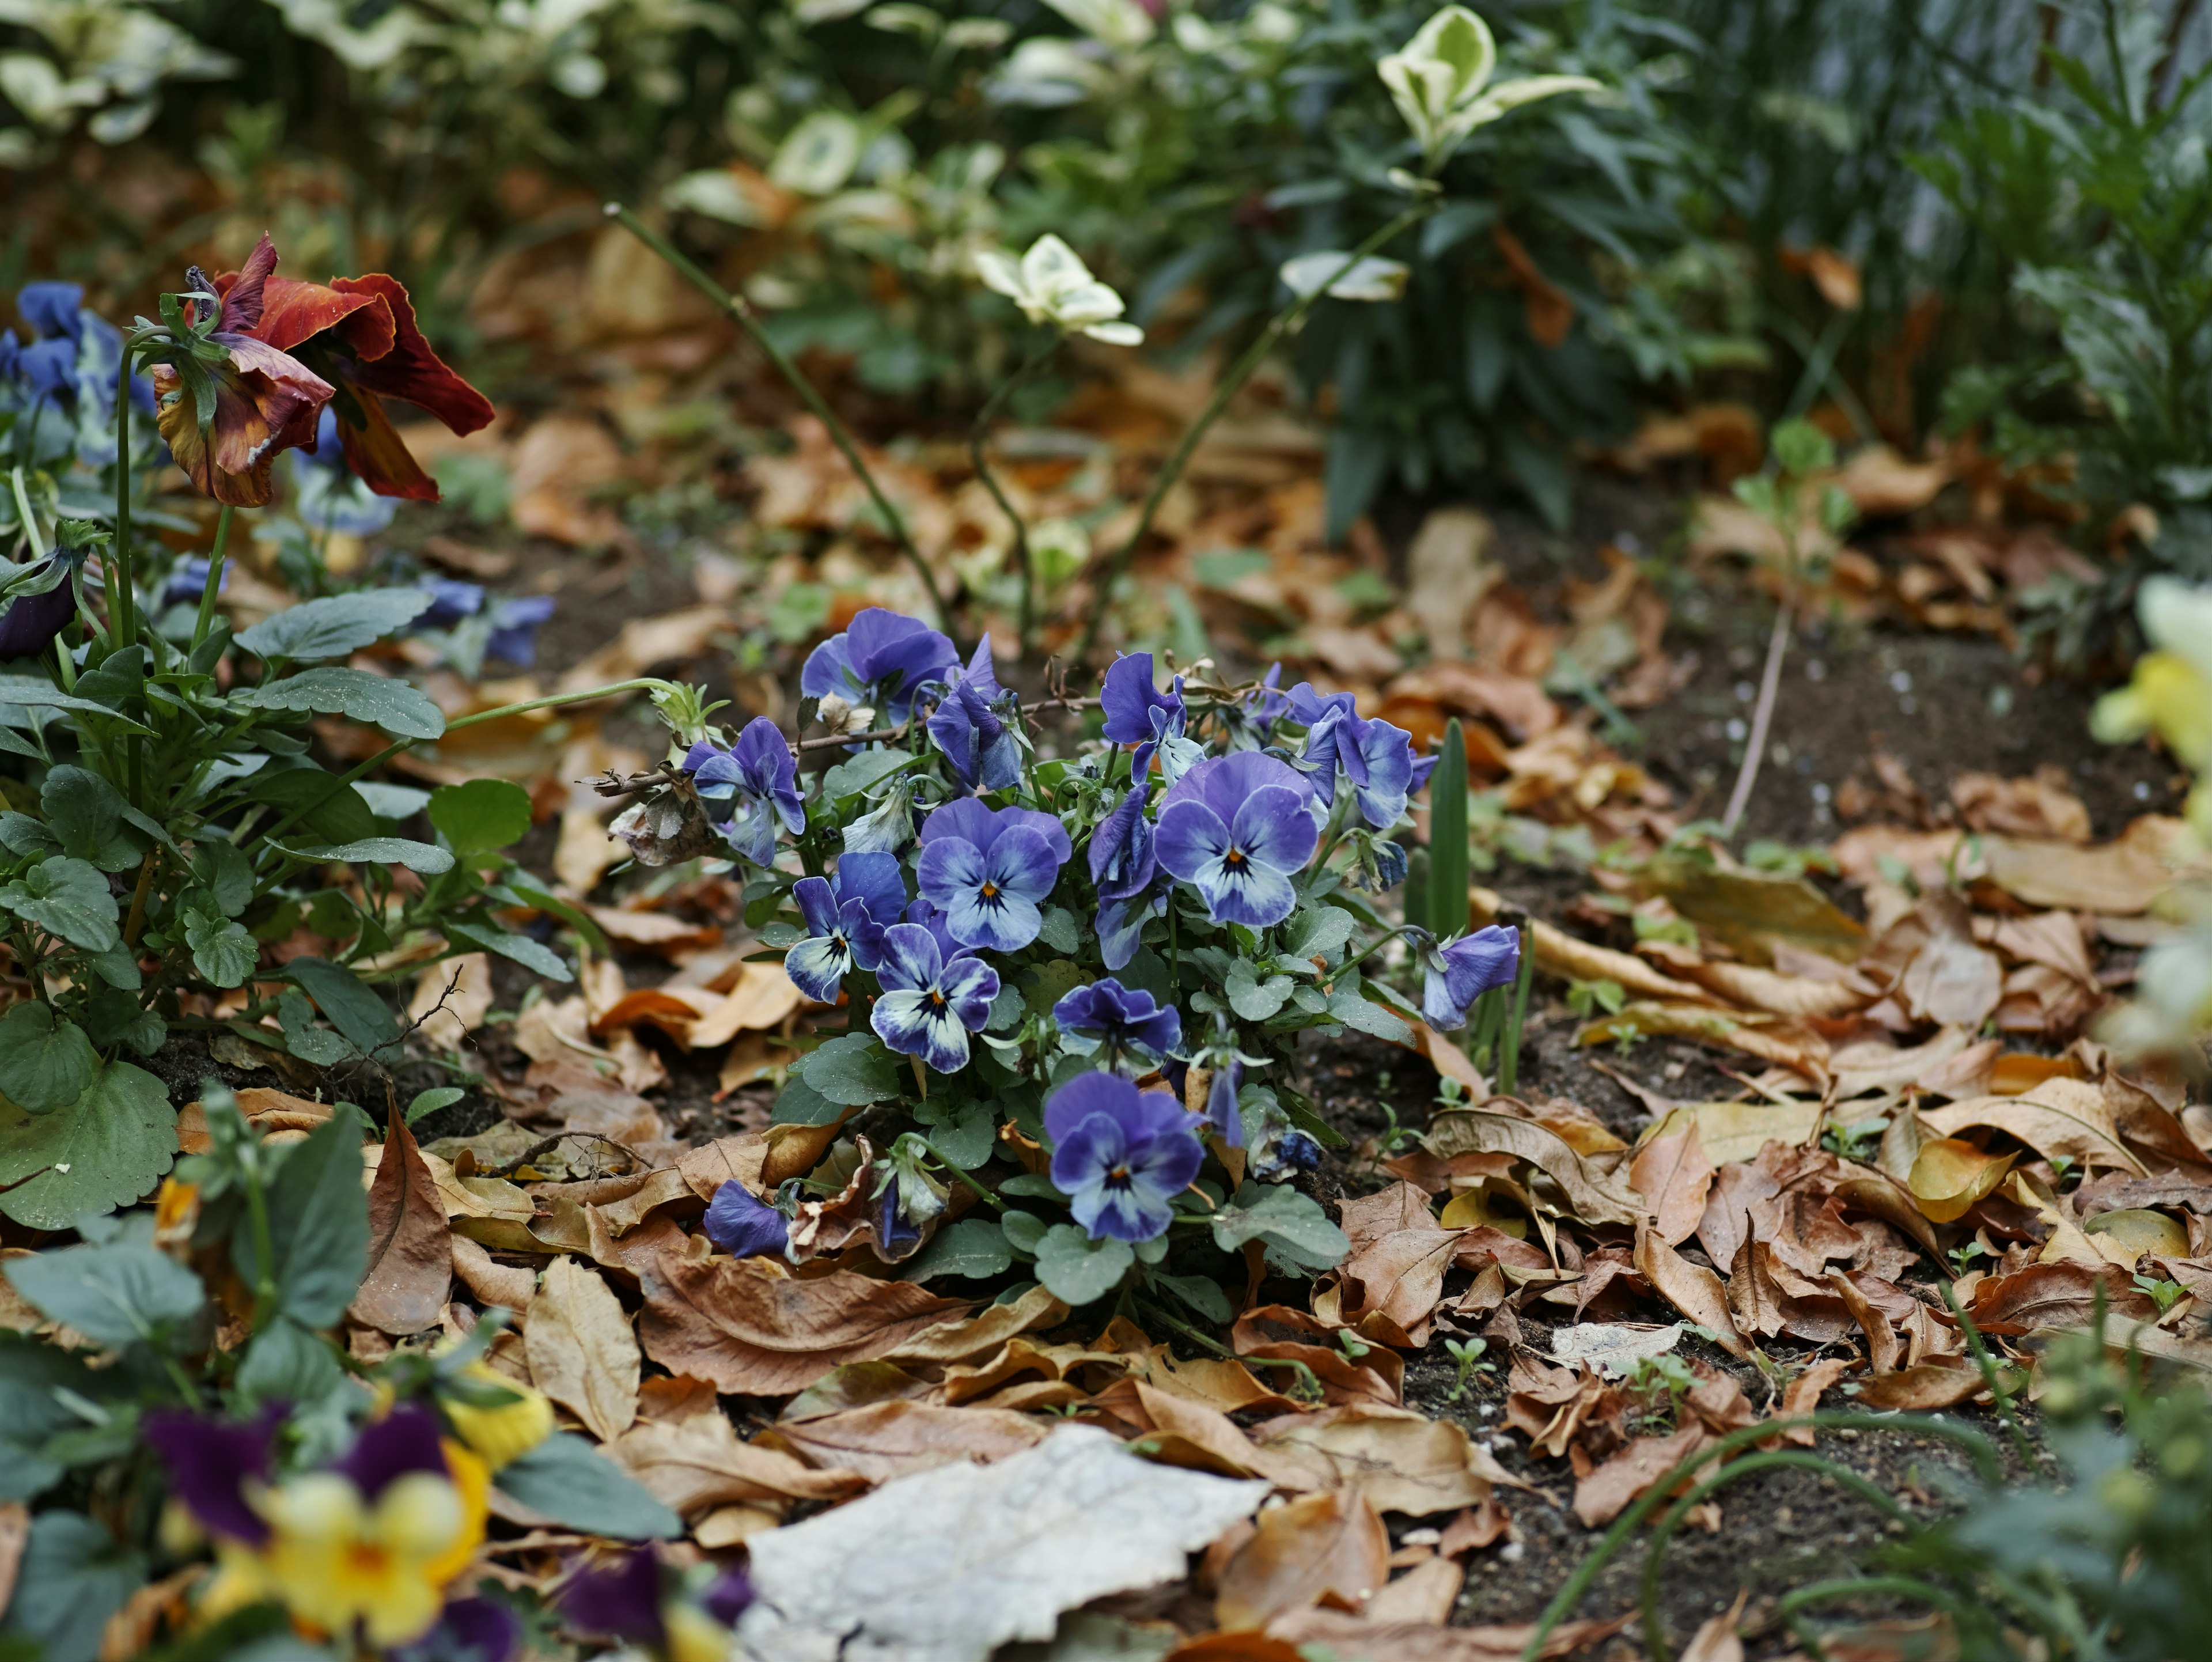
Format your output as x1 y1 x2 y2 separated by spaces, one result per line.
1719 591 1791 838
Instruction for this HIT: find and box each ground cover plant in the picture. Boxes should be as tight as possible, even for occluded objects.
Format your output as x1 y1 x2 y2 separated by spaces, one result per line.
2 2 2212 1661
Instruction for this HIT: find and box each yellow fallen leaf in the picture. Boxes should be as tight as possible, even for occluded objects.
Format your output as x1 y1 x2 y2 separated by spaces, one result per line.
1907 1138 2016 1224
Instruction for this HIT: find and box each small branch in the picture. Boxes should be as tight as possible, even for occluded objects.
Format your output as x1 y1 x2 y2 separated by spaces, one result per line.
605 205 953 636
1719 594 1792 839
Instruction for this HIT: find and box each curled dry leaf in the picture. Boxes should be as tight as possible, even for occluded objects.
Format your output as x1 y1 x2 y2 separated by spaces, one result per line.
1251 1404 1520 1515
1426 1111 1642 1228
450 1237 534 1312
1262 1609 1631 1662
740 1425 1267 1662
1628 1116 1714 1245
1363 1556 1465 1625
525 1255 641 1443
1921 1083 2146 1176
1468 887 1714 1004
1980 816 2207 915
1964 1260 2158 1335
1575 1002 1830 1085
1664 1100 1823 1168
1907 1138 2016 1224
1638 855 1868 964
610 1410 865 1517
1573 1424 1707 1528
350 1107 453 1337
1633 1217 1750 1359
1853 1362 1987 1411
1215 1487 1391 1631
764 1400 1047 1485
638 1251 970 1396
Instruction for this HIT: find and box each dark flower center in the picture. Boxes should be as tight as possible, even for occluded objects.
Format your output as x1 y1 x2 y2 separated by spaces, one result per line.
1106 1163 1132 1186
929 990 948 1008
980 881 1000 900
1224 846 1247 868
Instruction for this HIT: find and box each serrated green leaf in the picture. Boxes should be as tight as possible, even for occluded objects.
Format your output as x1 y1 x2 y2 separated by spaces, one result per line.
1329 982 1411 1043
902 1217 1013 1282
1226 960 1293 1021
0 676 151 733
427 778 532 854
236 1119 368 1330
1284 904 1357 963
999 1210 1048 1254
0 855 119 952
0 1061 176 1229
0 1002 97 1115
231 667 445 740
184 910 260 989
39 767 139 872
237 590 435 662
1033 1224 1132 1306
820 748 921 799
244 767 378 847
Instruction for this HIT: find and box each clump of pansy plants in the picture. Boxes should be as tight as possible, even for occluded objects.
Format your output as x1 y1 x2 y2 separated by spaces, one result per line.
0 243 609 1233
0 1086 717 1661
617 605 1522 1312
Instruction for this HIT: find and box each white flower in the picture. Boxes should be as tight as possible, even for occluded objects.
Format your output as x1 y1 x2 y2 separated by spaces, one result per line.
770 110 867 196
974 235 1144 345
1376 6 1600 165
1278 251 1411 303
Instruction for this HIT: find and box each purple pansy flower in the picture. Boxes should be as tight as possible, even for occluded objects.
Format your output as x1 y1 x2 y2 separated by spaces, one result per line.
0 555 82 660
1155 751 1319 929
927 634 1021 793
1088 786 1159 972
329 1403 451 1498
685 716 805 866
1206 1057 1244 1145
18 283 82 344
703 1180 790 1258
416 574 484 629
160 556 225 612
391 1597 522 1662
1291 683 1418 828
876 1175 924 1259
1054 978 1180 1070
901 895 965 963
486 595 555 666
916 796 1071 953
1100 652 1195 782
801 607 959 724
559 1549 664 1643
701 1569 756 1627
1422 924 1521 1030
784 850 907 1003
870 921 1001 1073
144 1406 285 1546
1045 1072 1203 1243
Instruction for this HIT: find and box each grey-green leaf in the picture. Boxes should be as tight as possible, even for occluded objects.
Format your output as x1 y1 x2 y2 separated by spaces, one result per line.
3 1238 204 1352
495 1432 681 1539
902 1217 1013 1282
1210 1181 1349 1273
185 910 260 989
237 589 435 661
0 855 120 952
283 956 399 1058
232 667 446 739
0 1062 176 1229
445 919 569 980
281 837 456 875
427 778 533 854
236 1119 368 1330
797 1033 902 1107
0 1002 97 1114
1033 1223 1133 1306
0 1510 144 1662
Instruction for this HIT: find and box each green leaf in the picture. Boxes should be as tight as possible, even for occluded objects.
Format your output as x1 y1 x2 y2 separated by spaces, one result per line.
1227 960 1294 1021
1210 1182 1349 1273
3 1237 203 1351
495 1432 681 1539
283 956 399 1058
231 667 446 740
1284 905 1357 964
0 855 120 952
919 1101 994 1168
1328 983 1411 1044
428 778 533 854
184 910 260 990
406 1087 466 1124
278 988 354 1066
445 919 569 981
278 837 456 875
1036 906 1081 954
820 749 921 799
39 767 139 871
0 1002 97 1115
192 839 255 917
1153 1271 1234 1324
235 1316 351 1413
902 1217 1013 1282
0 675 153 733
999 1210 1048 1254
796 1033 902 1107
244 767 379 846
355 782 432 823
0 1062 176 1229
1033 1225 1132 1305
237 1119 368 1330
0 1511 143 1662
771 1070 845 1128
236 590 435 661
82 989 162 1058
1429 719 1468 942
0 1337 115 1500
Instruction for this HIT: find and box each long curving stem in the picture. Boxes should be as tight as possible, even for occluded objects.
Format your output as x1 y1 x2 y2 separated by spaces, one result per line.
1074 198 1437 664
968 338 1059 660
605 206 953 635
194 504 233 650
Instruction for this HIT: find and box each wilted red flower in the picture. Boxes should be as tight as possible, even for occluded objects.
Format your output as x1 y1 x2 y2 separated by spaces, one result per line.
213 262 495 501
152 235 335 508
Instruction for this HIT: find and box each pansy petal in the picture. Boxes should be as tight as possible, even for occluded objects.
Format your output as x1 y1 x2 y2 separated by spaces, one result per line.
331 273 498 435
1229 785 1319 875
1153 799 1230 882
836 850 909 922
783 935 851 1005
1044 1069 1141 1144
1203 857 1298 929
872 922 942 993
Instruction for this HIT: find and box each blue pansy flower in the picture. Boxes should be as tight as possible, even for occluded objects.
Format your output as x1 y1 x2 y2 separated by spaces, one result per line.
1155 751 1319 929
17 283 82 344
416 573 483 627
1054 978 1181 1071
1088 786 1158 971
1290 682 1418 828
686 716 805 866
870 921 1001 1073
783 851 908 1004
900 895 965 962
1045 1072 1203 1243
296 408 401 535
915 796 1071 953
1100 652 1199 782
926 634 1021 793
1422 923 1521 1030
160 556 225 613
1205 1056 1244 1145
484 594 555 666
802 606 960 724
703 1180 790 1258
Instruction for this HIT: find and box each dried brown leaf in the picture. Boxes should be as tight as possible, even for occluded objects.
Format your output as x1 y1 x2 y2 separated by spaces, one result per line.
1215 1488 1391 1631
1629 1116 1714 1245
1573 1425 1707 1527
349 1107 452 1336
765 1400 1046 1485
1634 1218 1750 1359
525 1256 641 1443
609 1411 864 1517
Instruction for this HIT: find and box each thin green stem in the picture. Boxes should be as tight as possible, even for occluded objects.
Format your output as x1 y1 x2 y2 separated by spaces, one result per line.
1499 921 1534 1096
1075 198 1437 663
8 468 45 561
1943 1277 2036 1468
969 338 1059 658
193 505 233 649
919 1142 1003 1210
605 206 952 634
110 351 136 648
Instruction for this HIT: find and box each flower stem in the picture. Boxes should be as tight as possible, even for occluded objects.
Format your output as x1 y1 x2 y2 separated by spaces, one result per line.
1074 198 1438 663
1497 921 1534 1097
193 504 233 650
109 352 136 649
968 338 1059 658
605 205 953 635
8 467 46 561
